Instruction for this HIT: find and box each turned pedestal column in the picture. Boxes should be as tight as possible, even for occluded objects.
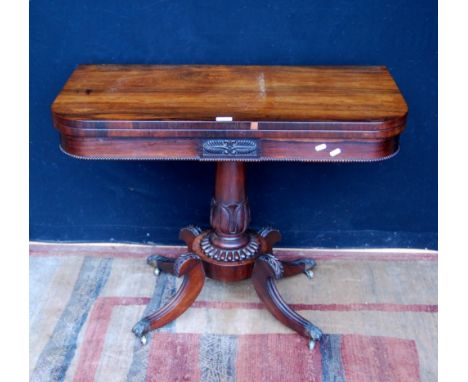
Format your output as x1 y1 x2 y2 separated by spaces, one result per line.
192 162 261 281
209 162 251 253
132 161 322 349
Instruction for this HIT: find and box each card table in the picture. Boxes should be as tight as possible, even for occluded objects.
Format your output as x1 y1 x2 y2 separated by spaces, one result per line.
52 65 407 349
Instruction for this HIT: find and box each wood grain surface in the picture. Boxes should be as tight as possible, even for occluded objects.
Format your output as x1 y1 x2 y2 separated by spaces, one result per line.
52 65 408 161
53 65 407 122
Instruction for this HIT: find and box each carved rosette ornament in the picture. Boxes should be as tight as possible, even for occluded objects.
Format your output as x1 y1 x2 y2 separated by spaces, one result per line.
200 233 260 262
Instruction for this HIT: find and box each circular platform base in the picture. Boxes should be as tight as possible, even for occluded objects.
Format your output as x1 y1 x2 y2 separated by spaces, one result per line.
200 232 260 262
191 231 266 282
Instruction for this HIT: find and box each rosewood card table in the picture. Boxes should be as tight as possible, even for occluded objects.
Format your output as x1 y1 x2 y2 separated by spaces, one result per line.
52 65 407 350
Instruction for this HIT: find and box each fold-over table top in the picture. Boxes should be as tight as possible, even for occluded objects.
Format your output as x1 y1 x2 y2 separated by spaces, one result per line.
52 65 407 162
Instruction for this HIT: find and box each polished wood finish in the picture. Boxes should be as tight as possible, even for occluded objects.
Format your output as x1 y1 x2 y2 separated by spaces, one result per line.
179 225 202 248
132 253 205 342
252 254 323 347
146 255 175 275
133 162 324 346
210 162 250 249
258 227 282 253
59 135 400 162
53 65 408 348
281 257 317 278
53 65 407 161
52 65 407 122
192 232 258 282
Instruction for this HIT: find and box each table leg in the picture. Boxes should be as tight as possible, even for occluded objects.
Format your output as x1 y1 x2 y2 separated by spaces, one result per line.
281 257 317 279
132 253 205 345
252 254 323 350
146 255 176 276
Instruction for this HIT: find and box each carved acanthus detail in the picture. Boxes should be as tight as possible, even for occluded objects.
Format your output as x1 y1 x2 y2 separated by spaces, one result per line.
210 198 250 235
258 254 284 279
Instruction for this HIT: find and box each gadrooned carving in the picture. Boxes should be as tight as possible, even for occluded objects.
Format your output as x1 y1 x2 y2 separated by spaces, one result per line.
201 139 259 158
200 234 260 262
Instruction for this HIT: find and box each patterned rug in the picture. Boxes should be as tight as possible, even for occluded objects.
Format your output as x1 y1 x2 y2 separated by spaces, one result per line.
29 243 437 382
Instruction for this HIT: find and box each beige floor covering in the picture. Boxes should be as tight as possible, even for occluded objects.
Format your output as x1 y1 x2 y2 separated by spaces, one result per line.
29 243 437 382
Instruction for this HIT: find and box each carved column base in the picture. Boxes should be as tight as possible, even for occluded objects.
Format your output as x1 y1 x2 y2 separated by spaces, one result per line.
133 225 322 349
192 230 260 281
132 161 322 349
200 232 260 262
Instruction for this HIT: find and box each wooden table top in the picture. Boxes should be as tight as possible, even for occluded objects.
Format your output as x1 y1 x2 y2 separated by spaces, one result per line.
52 65 407 162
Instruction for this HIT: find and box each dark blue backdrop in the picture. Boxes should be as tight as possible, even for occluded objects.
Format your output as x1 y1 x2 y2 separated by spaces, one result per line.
30 0 437 249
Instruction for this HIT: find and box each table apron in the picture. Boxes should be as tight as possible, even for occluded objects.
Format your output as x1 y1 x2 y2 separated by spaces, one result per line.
59 135 400 162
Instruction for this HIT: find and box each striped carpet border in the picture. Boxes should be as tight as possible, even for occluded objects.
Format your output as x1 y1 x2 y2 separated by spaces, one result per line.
72 296 425 382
